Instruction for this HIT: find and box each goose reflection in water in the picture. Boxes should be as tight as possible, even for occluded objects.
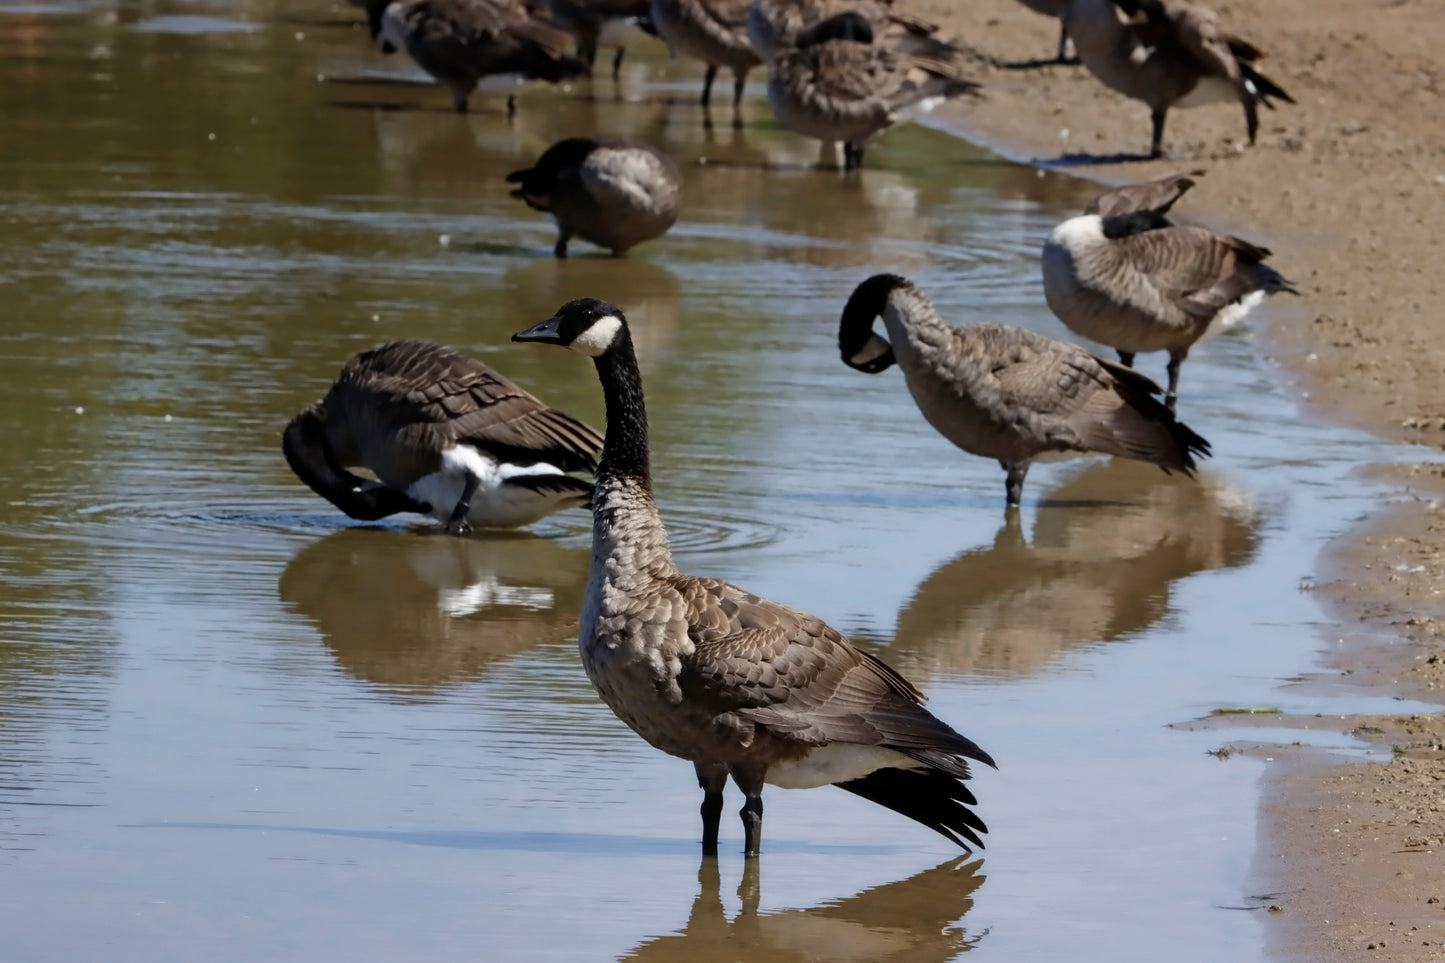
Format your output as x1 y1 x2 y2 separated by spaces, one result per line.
277 527 588 694
622 857 985 962
872 459 1260 680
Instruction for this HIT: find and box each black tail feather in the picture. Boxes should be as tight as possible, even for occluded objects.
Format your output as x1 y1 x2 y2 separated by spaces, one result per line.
1241 63 1294 107
836 766 987 850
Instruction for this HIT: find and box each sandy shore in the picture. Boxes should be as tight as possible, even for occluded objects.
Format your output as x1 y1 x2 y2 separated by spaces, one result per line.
897 0 1445 959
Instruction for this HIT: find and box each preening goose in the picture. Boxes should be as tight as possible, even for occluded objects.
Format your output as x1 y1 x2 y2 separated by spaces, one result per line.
650 0 762 120
506 137 683 258
838 273 1210 508
282 340 603 534
368 0 588 114
1060 0 1293 157
745 0 937 60
513 298 994 855
1013 0 1072 64
766 12 979 171
1042 170 1298 407
544 0 656 79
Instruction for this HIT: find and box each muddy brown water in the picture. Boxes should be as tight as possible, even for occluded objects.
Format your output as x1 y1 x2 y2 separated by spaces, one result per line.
0 2 1434 960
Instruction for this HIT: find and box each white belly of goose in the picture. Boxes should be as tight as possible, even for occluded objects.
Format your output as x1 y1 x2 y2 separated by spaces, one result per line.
765 744 919 790
405 445 580 529
1174 75 1238 109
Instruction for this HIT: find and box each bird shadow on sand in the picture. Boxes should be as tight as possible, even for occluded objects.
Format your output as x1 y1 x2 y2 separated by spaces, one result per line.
1041 150 1161 167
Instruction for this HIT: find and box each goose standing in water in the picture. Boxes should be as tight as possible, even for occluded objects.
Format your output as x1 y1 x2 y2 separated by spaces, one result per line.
368 0 589 115
513 298 993 855
838 273 1210 508
543 0 656 79
1042 171 1298 408
507 137 683 258
745 0 938 59
1060 0 1293 157
650 0 761 122
282 340 603 534
766 12 978 171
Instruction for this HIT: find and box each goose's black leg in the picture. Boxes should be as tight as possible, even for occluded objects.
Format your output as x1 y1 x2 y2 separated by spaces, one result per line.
445 472 481 535
731 69 746 127
554 229 572 259
612 46 625 80
730 766 766 856
1002 460 1031 508
696 763 727 857
701 64 718 107
1117 350 1135 368
843 142 864 171
506 94 517 119
1165 349 1186 411
1149 107 1167 159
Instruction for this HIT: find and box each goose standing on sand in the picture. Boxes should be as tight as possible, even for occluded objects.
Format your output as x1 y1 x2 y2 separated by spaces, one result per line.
1042 170 1298 407
838 273 1210 508
513 298 994 855
1060 0 1293 157
766 12 979 171
282 340 603 534
745 0 938 59
368 0 589 115
544 0 656 79
1013 0 1073 64
650 0 761 122
506 137 683 258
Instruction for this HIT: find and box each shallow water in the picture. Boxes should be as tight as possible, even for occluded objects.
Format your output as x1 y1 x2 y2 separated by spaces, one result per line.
0 3 1428 961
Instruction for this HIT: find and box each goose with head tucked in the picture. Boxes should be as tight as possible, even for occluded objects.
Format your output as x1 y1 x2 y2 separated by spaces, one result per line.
513 298 994 856
1042 170 1298 408
507 137 683 258
838 273 1211 508
745 0 938 60
766 11 979 171
367 0 589 115
1060 0 1293 158
282 340 603 534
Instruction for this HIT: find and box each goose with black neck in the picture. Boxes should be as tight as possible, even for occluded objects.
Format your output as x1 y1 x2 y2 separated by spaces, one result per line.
514 297 994 856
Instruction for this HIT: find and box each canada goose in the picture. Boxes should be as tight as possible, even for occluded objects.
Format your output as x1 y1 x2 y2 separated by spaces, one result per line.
766 12 978 171
837 273 1210 507
368 0 589 115
544 0 655 79
650 0 762 119
1061 0 1293 157
282 340 603 534
506 137 683 258
1042 170 1298 407
1013 0 1072 64
513 298 994 855
745 0 937 60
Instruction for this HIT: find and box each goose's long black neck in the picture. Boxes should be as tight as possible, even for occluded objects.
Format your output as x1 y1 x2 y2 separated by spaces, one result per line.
593 330 651 489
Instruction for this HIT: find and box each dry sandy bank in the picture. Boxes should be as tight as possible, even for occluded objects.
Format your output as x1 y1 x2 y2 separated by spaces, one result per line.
899 0 1445 959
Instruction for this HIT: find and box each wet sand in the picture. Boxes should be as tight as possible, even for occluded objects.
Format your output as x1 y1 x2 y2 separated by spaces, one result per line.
904 0 1445 958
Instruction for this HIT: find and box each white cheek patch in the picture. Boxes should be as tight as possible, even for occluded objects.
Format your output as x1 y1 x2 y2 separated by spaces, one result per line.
571 314 623 357
850 333 892 366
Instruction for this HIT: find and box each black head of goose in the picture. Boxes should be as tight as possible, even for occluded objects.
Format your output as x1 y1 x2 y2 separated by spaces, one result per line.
765 10 979 171
513 298 994 856
745 0 940 60
1061 0 1294 158
506 137 683 259
1042 170 1299 407
282 340 602 535
371 0 590 115
838 273 1212 508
